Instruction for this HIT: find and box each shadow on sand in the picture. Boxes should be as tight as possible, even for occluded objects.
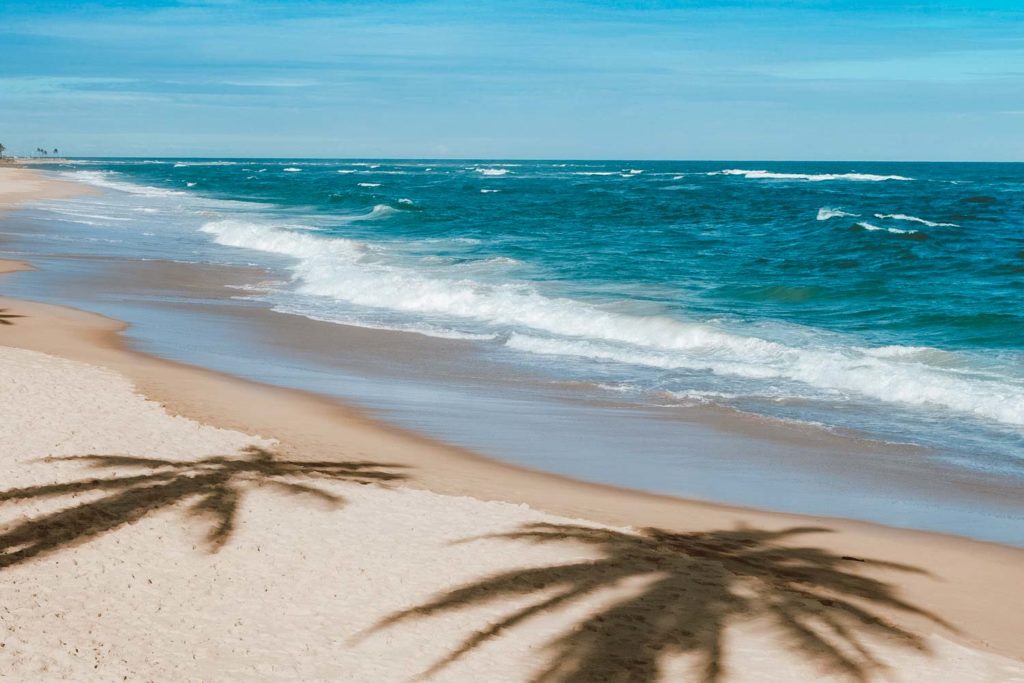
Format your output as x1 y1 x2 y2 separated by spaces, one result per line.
374 523 951 682
0 446 406 567
0 308 24 325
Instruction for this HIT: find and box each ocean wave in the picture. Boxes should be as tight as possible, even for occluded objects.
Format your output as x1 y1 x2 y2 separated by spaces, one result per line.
61 170 188 198
476 168 510 176
282 167 303 172
480 189 500 193
874 213 959 227
198 217 1024 427
713 169 912 182
358 204 399 220
857 221 918 235
817 208 858 221
357 182 381 187
504 334 1024 427
572 171 618 176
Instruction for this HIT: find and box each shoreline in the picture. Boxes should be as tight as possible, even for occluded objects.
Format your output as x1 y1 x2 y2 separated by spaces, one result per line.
2 166 1023 675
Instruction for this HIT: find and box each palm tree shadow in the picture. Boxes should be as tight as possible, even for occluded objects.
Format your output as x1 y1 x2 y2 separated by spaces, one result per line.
373 523 953 682
0 309 24 325
0 446 406 568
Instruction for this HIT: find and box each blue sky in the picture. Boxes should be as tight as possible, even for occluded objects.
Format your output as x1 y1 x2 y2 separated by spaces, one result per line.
1 0 1022 159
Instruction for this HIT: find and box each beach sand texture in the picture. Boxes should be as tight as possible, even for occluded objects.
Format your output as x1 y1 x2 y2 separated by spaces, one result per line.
1 166 1022 681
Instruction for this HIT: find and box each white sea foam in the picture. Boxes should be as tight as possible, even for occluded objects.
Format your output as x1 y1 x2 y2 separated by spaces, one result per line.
713 169 912 182
572 171 617 176
480 189 500 193
283 167 303 172
874 213 959 227
476 168 509 176
186 182 197 187
358 182 381 187
42 207 134 223
397 198 414 205
817 208 859 221
269 306 498 341
198 217 1024 427
336 170 357 174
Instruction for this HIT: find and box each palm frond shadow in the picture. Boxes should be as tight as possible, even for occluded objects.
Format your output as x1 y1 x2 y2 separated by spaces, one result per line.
0 446 406 567
0 308 24 325
375 523 952 682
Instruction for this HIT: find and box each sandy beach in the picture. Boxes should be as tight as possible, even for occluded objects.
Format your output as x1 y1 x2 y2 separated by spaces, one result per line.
1 165 1023 681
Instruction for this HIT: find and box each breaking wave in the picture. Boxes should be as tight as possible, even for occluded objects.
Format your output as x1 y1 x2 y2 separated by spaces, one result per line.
198 218 1024 428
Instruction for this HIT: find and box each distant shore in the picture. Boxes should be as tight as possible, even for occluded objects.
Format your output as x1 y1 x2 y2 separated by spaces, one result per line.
1 165 1022 680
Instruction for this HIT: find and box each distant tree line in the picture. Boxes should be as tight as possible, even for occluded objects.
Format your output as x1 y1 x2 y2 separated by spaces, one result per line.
0 144 59 159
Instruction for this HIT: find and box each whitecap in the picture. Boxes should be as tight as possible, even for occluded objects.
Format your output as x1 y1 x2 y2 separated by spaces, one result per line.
817 208 858 221
476 168 509 176
358 182 381 187
874 213 959 227
283 167 303 172
857 222 918 235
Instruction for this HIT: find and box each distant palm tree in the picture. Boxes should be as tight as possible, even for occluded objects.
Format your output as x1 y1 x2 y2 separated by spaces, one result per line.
53 148 58 156
0 143 5 159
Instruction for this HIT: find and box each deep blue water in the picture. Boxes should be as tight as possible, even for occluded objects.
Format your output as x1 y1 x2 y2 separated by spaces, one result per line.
23 159 1024 475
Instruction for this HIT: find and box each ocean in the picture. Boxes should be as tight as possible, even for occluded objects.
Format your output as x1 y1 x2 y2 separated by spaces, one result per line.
7 158 1024 541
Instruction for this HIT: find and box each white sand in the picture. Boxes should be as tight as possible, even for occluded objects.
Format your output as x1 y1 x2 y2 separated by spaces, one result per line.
1 346 1022 681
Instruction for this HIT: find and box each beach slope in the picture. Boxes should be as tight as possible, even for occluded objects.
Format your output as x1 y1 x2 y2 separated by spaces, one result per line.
0 167 1022 681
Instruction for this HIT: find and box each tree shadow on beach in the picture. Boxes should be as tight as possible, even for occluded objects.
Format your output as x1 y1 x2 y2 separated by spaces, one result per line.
373 523 951 682
0 308 24 325
0 446 406 568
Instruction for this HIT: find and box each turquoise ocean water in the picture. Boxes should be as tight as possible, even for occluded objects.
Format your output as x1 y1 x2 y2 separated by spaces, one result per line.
10 159 1024 534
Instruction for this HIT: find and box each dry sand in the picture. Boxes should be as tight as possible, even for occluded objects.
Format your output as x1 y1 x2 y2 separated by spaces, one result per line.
1 166 1022 681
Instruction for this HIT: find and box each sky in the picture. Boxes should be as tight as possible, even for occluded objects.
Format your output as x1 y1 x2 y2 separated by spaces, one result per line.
1 0 1022 160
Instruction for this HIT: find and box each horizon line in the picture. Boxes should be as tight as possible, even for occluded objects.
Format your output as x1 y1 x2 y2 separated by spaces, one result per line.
9 155 1024 164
